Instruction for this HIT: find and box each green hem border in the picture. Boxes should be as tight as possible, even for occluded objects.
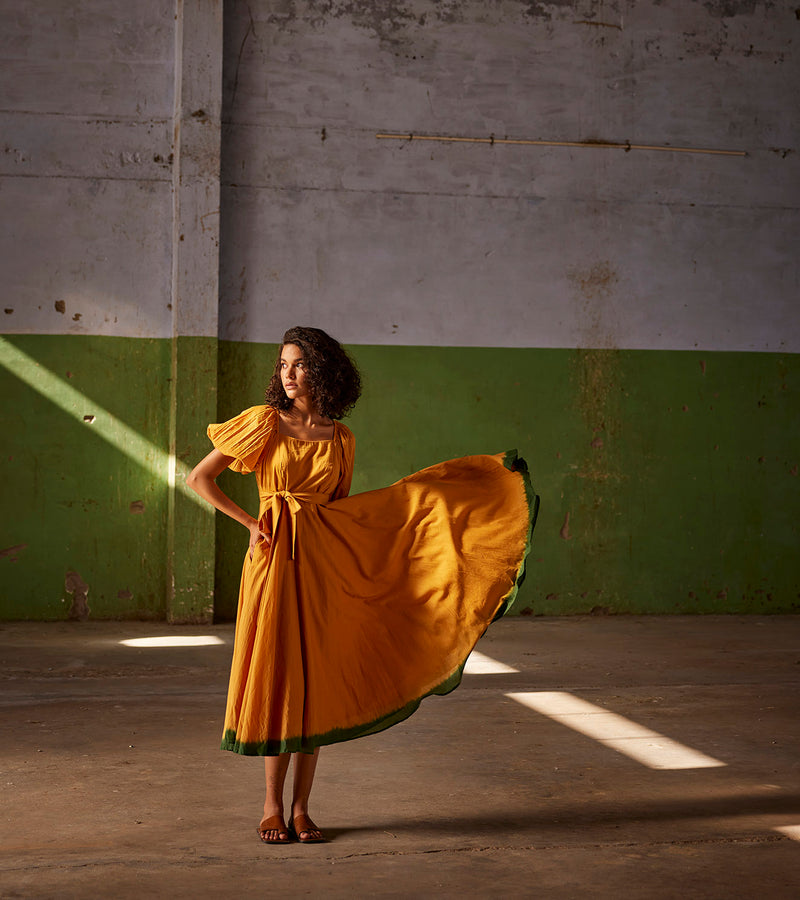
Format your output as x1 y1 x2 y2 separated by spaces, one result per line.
221 450 540 756
493 450 540 620
221 665 465 756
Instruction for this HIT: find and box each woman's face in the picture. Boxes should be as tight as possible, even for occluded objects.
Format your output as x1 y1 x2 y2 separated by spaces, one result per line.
280 343 310 402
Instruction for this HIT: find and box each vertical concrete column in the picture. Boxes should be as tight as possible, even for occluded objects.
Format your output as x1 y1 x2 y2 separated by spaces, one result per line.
167 0 223 622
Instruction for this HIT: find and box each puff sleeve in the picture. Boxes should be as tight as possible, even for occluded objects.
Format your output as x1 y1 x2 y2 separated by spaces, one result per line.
331 423 356 500
207 406 277 474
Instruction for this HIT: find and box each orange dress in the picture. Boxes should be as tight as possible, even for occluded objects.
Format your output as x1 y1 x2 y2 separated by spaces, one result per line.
208 405 539 755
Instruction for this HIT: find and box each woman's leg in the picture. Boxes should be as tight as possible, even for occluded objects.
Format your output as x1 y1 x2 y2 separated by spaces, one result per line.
259 752 291 841
291 748 324 841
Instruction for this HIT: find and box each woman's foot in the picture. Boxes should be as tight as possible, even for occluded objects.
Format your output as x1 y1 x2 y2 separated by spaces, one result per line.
257 814 291 844
290 816 324 843
289 812 325 843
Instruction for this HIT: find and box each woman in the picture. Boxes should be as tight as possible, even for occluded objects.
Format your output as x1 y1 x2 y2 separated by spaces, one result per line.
188 326 538 846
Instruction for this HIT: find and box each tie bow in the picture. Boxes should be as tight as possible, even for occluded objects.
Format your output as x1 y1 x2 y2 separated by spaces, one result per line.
258 490 328 559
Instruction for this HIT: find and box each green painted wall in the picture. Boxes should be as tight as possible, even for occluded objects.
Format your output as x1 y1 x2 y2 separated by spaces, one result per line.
0 334 217 621
212 340 800 619
1 335 172 619
1 335 798 620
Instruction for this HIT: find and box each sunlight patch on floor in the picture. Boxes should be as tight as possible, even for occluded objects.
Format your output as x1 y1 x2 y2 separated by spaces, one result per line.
506 690 726 770
119 635 225 648
464 650 519 674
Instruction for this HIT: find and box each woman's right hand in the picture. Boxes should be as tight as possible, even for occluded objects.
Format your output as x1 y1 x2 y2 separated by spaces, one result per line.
248 521 271 559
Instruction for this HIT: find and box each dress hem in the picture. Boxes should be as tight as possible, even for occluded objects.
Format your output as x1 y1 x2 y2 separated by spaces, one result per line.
220 664 465 756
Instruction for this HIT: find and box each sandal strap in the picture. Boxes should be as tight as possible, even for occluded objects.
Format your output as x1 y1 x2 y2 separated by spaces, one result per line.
291 814 318 834
258 814 288 834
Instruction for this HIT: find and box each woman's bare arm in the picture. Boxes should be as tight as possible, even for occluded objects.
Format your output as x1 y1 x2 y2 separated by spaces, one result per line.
187 449 270 556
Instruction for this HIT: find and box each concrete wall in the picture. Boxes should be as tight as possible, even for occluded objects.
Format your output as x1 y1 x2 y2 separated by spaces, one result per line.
1 0 798 620
219 0 797 352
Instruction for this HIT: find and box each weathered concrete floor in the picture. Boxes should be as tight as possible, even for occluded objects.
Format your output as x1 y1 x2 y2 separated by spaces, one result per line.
1 616 799 899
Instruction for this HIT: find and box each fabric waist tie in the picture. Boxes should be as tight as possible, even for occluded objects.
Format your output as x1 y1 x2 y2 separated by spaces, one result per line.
258 490 328 559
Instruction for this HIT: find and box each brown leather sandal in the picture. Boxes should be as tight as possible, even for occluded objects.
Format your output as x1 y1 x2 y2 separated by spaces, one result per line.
289 814 326 844
256 814 291 844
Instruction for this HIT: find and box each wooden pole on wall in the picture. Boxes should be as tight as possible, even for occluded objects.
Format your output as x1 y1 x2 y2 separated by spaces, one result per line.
375 132 747 157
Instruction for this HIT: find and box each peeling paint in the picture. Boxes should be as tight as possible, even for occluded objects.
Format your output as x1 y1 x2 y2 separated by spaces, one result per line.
56 498 99 512
259 0 578 44
0 543 28 563
703 0 767 18
518 0 576 21
65 570 90 620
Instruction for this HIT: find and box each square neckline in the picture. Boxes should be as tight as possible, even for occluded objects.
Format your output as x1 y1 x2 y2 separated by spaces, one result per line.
278 420 337 444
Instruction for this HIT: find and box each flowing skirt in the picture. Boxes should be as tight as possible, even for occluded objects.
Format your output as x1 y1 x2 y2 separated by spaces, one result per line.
221 451 539 755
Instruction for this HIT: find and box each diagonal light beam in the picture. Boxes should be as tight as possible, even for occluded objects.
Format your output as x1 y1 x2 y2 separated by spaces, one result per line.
0 337 207 508
507 690 726 770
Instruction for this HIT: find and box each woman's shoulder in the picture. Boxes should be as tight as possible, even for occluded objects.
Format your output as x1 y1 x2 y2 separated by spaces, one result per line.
233 404 279 427
207 405 278 474
247 403 277 417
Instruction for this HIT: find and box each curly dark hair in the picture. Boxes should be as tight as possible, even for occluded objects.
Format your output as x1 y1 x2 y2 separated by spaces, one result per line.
264 326 362 420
